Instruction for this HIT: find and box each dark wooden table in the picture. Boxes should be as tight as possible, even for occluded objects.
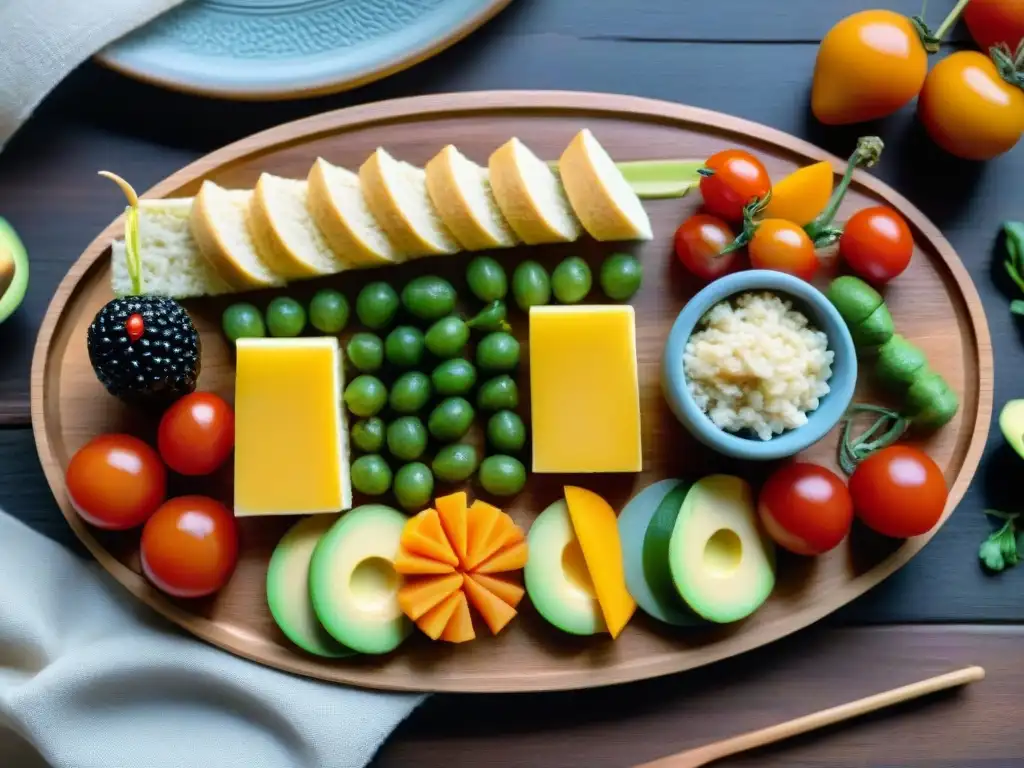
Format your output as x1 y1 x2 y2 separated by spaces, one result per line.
1 0 1022 764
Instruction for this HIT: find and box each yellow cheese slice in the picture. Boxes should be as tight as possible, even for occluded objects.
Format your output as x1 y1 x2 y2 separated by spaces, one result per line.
563 486 636 639
233 338 350 516
529 305 642 473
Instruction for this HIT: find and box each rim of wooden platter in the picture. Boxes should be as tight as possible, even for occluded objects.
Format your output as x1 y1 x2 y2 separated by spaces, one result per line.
31 91 994 693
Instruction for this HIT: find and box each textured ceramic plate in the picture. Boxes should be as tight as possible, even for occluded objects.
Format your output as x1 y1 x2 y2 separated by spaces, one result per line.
96 0 513 99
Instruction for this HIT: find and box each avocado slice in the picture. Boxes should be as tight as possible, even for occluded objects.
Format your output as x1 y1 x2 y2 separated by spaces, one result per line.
524 500 605 636
668 475 775 624
0 217 29 324
309 504 412 655
1000 400 1024 461
267 515 353 658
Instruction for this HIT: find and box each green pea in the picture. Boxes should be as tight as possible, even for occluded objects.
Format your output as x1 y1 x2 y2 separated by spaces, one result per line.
401 276 457 320
355 282 399 330
308 288 349 333
876 335 929 391
386 416 428 461
431 444 479 483
476 332 520 371
466 300 511 333
389 372 432 414
350 454 392 496
393 462 434 512
431 358 477 396
477 375 518 411
600 253 643 301
512 260 551 310
466 256 508 302
487 410 526 453
385 326 425 368
346 333 384 373
343 375 388 418
351 417 385 453
425 316 470 359
222 302 266 343
478 455 527 497
427 397 475 442
551 257 592 304
850 303 894 350
905 371 959 430
266 297 307 337
827 276 884 328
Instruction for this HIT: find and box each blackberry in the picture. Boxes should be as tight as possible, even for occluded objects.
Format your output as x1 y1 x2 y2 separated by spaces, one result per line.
87 295 200 406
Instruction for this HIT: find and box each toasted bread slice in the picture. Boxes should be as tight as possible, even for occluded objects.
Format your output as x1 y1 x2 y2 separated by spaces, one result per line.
248 173 350 279
307 157 401 267
425 145 519 251
111 198 233 299
359 148 460 258
190 181 283 291
559 129 653 241
488 138 581 245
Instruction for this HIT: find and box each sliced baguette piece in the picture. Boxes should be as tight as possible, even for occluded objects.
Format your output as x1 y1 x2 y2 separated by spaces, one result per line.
248 173 350 279
307 157 401 267
559 129 653 241
424 145 519 251
111 198 233 299
488 137 582 245
359 148 460 258
190 181 284 291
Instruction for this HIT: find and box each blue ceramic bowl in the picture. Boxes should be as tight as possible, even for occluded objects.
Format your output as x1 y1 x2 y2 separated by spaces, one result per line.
661 271 857 461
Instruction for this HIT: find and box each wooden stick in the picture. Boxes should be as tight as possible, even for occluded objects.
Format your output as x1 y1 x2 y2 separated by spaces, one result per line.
634 666 985 768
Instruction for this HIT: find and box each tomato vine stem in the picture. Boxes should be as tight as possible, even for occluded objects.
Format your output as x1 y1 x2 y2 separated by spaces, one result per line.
804 136 884 247
911 0 970 54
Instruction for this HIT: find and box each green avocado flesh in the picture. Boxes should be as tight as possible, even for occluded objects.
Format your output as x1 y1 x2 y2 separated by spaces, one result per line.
525 500 605 636
668 475 775 624
309 504 412 655
0 217 29 325
267 515 352 658
827 276 882 328
875 335 928 391
1000 400 1024 461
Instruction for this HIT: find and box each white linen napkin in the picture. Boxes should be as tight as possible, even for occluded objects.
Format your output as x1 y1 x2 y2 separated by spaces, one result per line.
0 510 424 768
0 0 187 147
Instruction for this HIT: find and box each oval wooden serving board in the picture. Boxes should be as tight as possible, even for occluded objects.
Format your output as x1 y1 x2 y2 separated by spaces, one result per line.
31 92 993 693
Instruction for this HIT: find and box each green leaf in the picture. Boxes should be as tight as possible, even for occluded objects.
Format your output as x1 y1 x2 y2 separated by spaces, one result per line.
1012 300 1024 316
980 511 1022 573
980 538 1005 572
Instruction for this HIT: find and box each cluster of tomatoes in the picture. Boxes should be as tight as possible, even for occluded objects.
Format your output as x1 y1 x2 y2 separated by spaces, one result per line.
674 147 913 285
814 0 1024 161
65 392 238 599
758 446 949 556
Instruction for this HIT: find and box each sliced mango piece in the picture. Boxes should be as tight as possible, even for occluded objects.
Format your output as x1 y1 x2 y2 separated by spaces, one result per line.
397 573 463 620
440 591 475 643
467 572 524 608
483 513 525 558
394 548 457 576
564 486 636 639
436 491 470 566
462 574 517 635
473 540 529 575
416 590 464 640
763 160 833 227
465 500 503 569
400 509 459 567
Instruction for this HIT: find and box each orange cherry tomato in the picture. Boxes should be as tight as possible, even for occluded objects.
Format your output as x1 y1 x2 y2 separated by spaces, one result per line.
141 496 238 598
158 392 234 476
748 219 818 281
918 51 1024 161
673 214 739 280
848 446 947 539
65 434 166 530
840 206 913 284
812 10 928 125
758 463 853 556
964 0 1024 52
699 150 771 223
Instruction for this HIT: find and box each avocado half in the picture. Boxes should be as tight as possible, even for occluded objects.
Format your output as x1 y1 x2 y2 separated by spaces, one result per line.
0 217 28 325
1000 400 1024 461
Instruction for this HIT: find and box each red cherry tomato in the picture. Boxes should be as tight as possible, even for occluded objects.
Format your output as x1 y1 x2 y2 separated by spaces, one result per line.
699 150 771 223
158 392 234 476
673 214 739 280
964 0 1024 52
848 446 947 539
758 462 854 555
839 206 913 284
65 434 166 530
748 219 819 281
141 496 238 598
